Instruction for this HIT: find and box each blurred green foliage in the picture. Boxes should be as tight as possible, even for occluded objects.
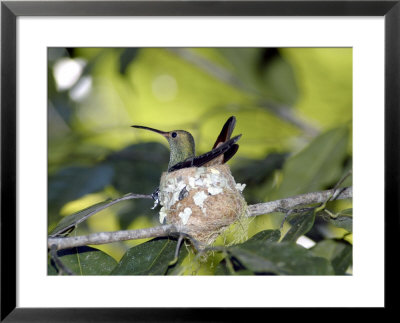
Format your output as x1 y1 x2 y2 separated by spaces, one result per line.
48 47 352 275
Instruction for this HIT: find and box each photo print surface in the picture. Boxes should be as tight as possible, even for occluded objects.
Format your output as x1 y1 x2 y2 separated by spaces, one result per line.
47 47 353 276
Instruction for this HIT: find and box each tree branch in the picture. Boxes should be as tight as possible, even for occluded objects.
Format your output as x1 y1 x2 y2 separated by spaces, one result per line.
247 186 352 217
48 224 186 251
48 186 352 251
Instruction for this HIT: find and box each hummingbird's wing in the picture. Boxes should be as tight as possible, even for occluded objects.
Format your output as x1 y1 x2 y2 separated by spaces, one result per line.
212 116 236 149
168 134 242 172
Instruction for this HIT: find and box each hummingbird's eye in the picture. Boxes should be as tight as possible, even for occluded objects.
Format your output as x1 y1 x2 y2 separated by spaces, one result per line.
171 132 177 138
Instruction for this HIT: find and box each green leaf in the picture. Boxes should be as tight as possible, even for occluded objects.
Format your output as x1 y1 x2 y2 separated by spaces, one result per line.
311 239 352 275
215 259 257 275
214 254 246 275
214 260 231 275
217 48 264 95
49 193 143 237
310 239 339 259
232 153 288 203
271 127 349 199
48 164 114 228
228 241 334 275
328 209 353 233
282 210 316 242
165 243 189 275
283 48 352 129
111 238 180 275
47 253 58 275
331 243 352 275
49 164 114 206
215 230 282 275
245 229 281 243
259 49 299 105
48 246 117 275
233 153 288 186
217 48 298 106
49 199 111 236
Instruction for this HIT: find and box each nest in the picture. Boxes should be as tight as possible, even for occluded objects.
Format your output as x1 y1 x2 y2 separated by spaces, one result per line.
158 164 247 246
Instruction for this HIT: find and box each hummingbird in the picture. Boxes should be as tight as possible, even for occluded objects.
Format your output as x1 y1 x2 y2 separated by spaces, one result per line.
131 116 241 173
132 116 241 208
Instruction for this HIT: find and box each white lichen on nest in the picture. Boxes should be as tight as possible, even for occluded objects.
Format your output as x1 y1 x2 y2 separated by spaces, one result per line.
178 207 192 225
235 183 246 192
158 164 247 245
193 191 207 208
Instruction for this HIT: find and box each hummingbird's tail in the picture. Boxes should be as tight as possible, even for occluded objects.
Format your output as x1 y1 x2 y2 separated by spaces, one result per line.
212 116 236 149
208 116 239 165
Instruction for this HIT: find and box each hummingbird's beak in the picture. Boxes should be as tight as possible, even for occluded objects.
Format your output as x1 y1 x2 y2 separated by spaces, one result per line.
131 125 169 138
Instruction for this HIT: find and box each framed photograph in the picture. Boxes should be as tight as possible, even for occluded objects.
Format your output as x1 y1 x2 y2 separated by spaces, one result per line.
1 0 398 320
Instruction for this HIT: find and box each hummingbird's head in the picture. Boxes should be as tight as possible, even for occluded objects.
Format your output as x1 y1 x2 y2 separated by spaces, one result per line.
131 125 195 168
164 130 195 155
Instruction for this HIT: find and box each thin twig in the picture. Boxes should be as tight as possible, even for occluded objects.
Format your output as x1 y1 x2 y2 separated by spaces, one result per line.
47 186 352 251
49 244 74 275
48 224 183 250
246 186 352 217
168 234 185 266
326 169 352 203
280 209 295 230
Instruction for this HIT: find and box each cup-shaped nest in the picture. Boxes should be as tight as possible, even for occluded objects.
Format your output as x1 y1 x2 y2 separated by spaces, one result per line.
158 164 247 246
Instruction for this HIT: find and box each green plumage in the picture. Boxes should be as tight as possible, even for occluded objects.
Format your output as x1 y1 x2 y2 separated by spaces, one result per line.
165 130 195 170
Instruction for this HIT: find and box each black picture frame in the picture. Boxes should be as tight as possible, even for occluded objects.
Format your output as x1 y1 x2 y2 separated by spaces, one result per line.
1 0 398 320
